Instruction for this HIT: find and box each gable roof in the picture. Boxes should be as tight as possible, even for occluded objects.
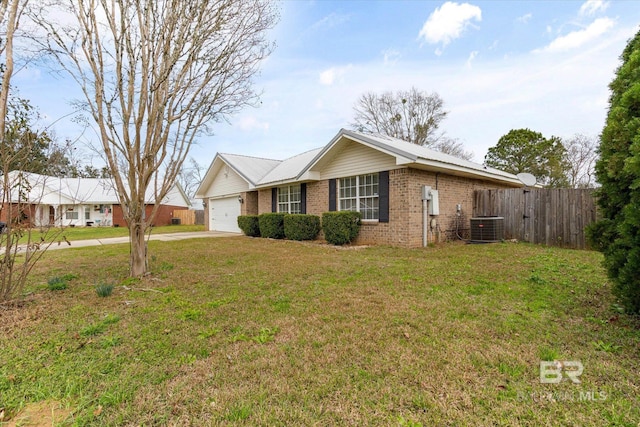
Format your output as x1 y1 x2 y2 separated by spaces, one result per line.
299 129 522 185
195 148 323 196
4 171 190 206
196 128 523 198
258 148 322 186
195 153 281 197
220 153 282 186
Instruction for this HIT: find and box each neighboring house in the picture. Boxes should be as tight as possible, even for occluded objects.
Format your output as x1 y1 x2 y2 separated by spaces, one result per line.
1 171 190 227
195 129 524 247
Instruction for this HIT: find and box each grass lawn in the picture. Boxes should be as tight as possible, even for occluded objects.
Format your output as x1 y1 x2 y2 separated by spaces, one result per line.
0 237 639 426
15 224 205 245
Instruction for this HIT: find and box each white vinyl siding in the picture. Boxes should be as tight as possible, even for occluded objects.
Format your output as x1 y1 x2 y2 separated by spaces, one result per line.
320 141 397 179
277 185 301 214
206 166 250 198
339 173 379 220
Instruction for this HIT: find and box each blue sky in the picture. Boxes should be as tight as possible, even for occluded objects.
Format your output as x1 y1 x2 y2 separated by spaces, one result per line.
12 0 640 165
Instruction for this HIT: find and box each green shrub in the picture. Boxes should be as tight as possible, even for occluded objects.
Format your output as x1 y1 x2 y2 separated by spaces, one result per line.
284 214 320 241
590 29 640 313
237 215 260 237
322 211 362 245
258 213 287 239
96 283 114 297
47 277 67 291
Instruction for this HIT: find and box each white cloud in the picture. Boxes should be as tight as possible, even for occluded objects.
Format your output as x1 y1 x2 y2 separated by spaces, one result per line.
579 0 609 17
382 49 401 66
319 65 352 86
535 18 615 53
418 2 482 51
465 50 478 68
308 12 350 32
516 13 532 24
236 116 270 132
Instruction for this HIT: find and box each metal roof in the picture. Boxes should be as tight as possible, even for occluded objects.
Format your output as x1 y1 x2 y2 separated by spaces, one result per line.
5 171 190 206
198 128 523 194
335 129 520 183
258 148 323 185
218 153 281 186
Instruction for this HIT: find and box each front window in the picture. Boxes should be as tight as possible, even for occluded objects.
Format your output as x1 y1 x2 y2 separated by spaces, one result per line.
277 185 301 214
339 173 379 220
65 207 79 220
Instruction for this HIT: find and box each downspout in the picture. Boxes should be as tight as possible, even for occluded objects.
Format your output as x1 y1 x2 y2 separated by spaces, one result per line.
423 198 429 247
422 185 431 248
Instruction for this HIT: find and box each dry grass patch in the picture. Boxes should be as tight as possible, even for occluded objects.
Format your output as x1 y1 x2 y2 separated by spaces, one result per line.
0 237 638 426
3 400 72 426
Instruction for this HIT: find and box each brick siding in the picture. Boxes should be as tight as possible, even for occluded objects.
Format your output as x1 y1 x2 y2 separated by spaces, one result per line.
242 191 259 216
112 204 188 227
252 167 515 247
257 189 272 214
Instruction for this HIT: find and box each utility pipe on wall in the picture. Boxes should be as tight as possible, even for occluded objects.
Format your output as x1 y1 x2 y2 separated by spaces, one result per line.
423 198 428 247
421 185 431 248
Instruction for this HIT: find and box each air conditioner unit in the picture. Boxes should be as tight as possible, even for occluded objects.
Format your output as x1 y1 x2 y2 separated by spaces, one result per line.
470 216 504 242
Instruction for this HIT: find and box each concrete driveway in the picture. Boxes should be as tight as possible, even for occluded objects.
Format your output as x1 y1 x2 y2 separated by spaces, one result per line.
44 231 240 251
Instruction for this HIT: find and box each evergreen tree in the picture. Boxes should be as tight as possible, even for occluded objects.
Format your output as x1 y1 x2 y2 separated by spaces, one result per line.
589 28 640 313
484 128 569 188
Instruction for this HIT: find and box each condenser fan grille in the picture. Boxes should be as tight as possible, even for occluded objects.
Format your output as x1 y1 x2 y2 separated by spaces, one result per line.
470 217 504 242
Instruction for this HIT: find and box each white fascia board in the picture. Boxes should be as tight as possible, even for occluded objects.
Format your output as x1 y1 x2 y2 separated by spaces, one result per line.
254 178 298 190
218 154 257 188
395 156 417 166
194 155 223 198
413 158 522 185
195 154 256 198
296 132 344 179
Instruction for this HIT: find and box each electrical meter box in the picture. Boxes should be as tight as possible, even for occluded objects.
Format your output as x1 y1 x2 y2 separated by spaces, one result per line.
428 190 439 215
421 186 439 215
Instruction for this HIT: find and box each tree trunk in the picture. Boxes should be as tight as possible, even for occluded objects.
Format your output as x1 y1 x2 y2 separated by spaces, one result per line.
129 221 148 277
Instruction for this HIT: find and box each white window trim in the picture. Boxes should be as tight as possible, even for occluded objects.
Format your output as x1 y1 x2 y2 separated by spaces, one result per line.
338 173 379 221
277 185 302 214
65 206 80 220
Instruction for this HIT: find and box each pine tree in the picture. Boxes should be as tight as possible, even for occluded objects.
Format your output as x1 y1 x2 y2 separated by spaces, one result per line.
589 28 640 313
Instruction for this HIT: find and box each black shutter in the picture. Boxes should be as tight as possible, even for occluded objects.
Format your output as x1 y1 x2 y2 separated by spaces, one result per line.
271 188 277 212
378 171 389 223
329 179 337 211
300 183 307 214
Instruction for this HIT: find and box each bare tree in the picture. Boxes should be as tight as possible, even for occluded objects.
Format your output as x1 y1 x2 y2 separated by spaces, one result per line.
35 0 277 276
1 0 62 302
563 134 598 188
352 87 448 146
177 157 206 199
432 136 474 161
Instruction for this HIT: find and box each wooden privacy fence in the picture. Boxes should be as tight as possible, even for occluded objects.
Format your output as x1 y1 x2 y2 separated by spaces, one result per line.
173 209 205 225
473 188 597 249
173 209 194 225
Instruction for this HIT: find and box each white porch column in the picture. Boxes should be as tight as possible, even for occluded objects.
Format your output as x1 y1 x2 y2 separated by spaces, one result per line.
54 205 62 227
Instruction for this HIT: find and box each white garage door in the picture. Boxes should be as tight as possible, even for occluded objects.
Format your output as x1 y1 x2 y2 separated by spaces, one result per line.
209 197 241 233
